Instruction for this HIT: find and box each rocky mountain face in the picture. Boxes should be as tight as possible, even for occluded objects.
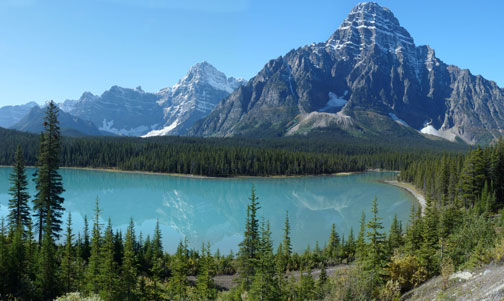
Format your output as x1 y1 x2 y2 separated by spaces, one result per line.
0 102 38 128
12 106 105 136
143 62 246 137
59 86 163 136
190 2 504 145
56 62 244 137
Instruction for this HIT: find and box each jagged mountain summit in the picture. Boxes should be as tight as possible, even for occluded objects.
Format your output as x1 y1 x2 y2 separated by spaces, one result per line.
60 86 163 136
57 62 245 137
191 2 504 144
143 62 246 137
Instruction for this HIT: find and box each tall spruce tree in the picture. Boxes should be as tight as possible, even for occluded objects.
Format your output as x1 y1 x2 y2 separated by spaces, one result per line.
81 215 91 263
458 147 486 208
100 219 119 299
327 223 340 262
150 220 164 298
0 219 6 296
250 219 279 300
419 198 439 275
196 242 217 300
356 211 367 260
85 198 102 294
60 213 76 294
169 240 189 300
237 186 261 289
8 145 31 231
278 210 292 272
36 210 59 299
6 225 26 298
364 197 387 286
33 101 65 242
121 219 138 300
388 214 403 251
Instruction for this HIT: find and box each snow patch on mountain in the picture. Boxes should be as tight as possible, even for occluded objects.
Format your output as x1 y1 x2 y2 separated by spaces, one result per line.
99 119 152 136
142 120 180 138
388 113 409 126
420 123 457 141
319 92 347 112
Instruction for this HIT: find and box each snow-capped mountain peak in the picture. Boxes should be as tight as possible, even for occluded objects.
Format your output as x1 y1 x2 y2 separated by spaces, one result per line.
165 61 245 96
145 62 246 137
327 2 416 62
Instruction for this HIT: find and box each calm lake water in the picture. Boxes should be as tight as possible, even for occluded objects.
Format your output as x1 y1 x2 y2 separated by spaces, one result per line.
0 167 417 253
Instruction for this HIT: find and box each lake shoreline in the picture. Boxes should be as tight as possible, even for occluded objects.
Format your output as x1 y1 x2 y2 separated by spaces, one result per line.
0 165 366 179
383 180 426 213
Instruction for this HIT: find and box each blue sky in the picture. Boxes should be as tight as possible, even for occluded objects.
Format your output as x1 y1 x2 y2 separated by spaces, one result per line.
1 0 503 106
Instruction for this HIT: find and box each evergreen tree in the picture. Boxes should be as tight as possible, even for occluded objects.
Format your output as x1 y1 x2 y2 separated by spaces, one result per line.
36 211 59 299
364 197 387 287
327 223 340 263
388 214 403 251
458 147 486 208
356 211 366 260
169 240 189 300
237 186 261 289
0 219 6 296
150 220 164 298
99 219 119 299
281 210 292 271
85 198 102 294
60 213 76 294
196 242 217 300
419 198 439 275
439 153 450 205
345 227 356 262
6 225 26 298
33 101 65 242
121 218 138 300
7 145 31 231
297 265 315 300
405 205 422 255
316 262 329 299
81 215 91 262
250 220 279 300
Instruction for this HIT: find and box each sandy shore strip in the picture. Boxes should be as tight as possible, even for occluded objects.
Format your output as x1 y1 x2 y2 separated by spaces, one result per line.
384 180 426 213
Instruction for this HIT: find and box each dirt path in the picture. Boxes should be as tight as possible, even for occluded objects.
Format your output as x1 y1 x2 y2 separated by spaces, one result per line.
188 265 347 290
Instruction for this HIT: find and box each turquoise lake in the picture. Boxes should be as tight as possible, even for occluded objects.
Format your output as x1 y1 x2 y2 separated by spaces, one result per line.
0 167 417 253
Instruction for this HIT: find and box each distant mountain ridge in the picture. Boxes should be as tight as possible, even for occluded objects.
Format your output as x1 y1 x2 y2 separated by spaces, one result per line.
12 106 106 136
55 62 245 137
190 2 504 145
1 62 245 137
0 102 38 128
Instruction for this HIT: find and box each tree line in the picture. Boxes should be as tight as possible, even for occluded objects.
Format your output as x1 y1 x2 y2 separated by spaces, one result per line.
0 125 465 177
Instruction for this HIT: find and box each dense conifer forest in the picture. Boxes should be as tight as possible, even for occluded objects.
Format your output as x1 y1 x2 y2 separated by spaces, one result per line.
1 103 504 300
0 126 466 177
